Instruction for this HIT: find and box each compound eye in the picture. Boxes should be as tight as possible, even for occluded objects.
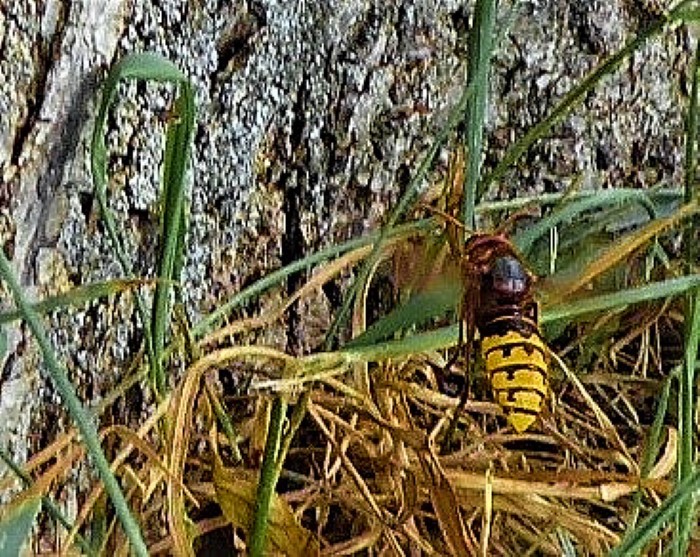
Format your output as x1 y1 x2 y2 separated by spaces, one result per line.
490 256 528 295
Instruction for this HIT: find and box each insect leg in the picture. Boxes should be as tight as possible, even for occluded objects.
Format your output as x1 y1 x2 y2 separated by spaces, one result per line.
441 279 479 447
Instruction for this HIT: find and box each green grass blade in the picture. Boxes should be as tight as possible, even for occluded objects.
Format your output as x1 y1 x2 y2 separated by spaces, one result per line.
543 275 700 323
475 186 681 215
674 4 700 21
541 200 700 307
150 81 196 395
556 529 577 557
0 278 151 325
249 396 287 556
463 0 497 229
344 323 458 361
0 447 96 556
0 251 148 557
626 371 676 532
675 32 700 555
91 52 196 396
610 470 700 556
684 34 700 206
91 52 190 279
346 279 460 348
0 495 41 556
479 3 694 196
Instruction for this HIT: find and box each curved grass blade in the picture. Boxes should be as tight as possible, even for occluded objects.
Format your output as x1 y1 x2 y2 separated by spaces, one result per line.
0 251 148 556
91 52 196 396
346 278 460 348
343 324 458 362
420 451 474 556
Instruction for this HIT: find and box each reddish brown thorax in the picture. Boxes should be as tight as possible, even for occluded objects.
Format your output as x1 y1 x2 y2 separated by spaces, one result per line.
462 233 536 327
464 233 517 271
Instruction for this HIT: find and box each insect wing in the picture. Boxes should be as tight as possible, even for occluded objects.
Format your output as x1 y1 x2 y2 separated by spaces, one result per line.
460 261 480 362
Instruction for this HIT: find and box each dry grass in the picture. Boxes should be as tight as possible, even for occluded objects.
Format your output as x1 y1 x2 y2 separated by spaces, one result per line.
10 176 694 556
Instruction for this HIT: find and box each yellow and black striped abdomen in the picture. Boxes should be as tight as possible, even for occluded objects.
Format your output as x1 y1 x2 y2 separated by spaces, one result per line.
480 325 548 433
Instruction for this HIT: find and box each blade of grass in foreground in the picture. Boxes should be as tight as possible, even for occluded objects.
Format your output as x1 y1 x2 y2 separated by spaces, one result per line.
345 278 460 348
0 495 41 557
151 75 196 395
542 275 700 323
0 447 96 556
626 371 675 532
0 251 148 557
610 470 700 556
676 32 700 556
462 0 496 229
249 396 288 557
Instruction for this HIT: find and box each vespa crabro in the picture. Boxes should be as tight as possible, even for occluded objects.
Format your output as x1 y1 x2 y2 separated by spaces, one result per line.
425 147 549 433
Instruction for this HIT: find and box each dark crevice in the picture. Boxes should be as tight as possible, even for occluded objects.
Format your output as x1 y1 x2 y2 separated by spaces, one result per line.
280 76 310 355
10 1 71 166
449 4 470 57
566 4 603 55
214 0 267 80
0 349 19 384
280 171 304 355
